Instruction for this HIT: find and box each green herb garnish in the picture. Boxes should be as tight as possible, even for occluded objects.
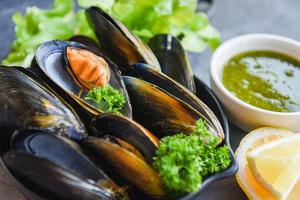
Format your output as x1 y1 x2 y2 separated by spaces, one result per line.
85 85 126 115
153 119 231 195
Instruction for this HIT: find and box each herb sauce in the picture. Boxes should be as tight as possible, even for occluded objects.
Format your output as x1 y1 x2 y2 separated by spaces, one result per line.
222 51 300 112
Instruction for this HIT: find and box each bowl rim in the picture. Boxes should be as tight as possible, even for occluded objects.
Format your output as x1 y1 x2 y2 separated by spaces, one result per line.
0 75 238 200
211 33 300 116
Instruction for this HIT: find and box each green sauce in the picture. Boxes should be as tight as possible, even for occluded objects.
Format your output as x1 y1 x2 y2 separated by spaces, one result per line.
222 51 300 112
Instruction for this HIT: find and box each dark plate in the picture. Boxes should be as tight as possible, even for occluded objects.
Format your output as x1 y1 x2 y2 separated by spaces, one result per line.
0 76 238 200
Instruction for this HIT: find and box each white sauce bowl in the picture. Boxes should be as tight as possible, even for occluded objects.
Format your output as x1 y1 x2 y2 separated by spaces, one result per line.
210 34 300 132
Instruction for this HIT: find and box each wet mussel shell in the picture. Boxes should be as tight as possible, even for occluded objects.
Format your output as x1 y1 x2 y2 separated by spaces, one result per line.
32 40 132 123
2 151 117 200
69 35 102 55
83 136 166 199
90 113 159 164
128 63 224 140
10 129 109 182
0 66 86 143
148 34 196 93
85 6 161 74
123 76 219 139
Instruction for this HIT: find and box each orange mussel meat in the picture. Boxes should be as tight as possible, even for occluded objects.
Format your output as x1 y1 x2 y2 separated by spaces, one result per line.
66 47 111 89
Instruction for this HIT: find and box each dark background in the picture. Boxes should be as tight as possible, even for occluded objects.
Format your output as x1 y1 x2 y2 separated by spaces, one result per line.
1 0 300 199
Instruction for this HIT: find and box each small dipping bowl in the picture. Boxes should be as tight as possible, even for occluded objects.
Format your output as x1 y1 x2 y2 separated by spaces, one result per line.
210 34 300 132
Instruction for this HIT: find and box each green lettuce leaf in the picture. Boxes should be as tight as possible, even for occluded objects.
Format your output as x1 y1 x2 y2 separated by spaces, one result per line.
2 0 96 67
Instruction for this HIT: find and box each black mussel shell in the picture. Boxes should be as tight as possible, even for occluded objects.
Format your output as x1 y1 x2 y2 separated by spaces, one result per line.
90 113 159 164
69 35 101 55
83 136 166 199
123 76 220 139
2 151 118 200
85 6 161 74
101 135 146 161
10 129 108 182
148 34 196 93
33 40 132 121
128 63 224 140
0 66 86 141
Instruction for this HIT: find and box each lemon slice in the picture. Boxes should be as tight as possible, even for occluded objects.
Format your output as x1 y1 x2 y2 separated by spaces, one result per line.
235 127 295 200
247 134 300 200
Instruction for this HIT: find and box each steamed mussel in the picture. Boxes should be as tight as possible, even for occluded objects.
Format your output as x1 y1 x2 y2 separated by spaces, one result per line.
126 63 224 139
4 129 125 200
85 6 161 74
83 136 166 199
3 152 120 200
148 34 196 93
0 66 86 145
32 40 132 123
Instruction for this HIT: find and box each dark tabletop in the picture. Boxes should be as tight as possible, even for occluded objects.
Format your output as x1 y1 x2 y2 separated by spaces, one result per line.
1 0 300 199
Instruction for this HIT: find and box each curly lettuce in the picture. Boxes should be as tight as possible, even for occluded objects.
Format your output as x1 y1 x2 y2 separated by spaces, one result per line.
78 0 221 52
2 0 96 67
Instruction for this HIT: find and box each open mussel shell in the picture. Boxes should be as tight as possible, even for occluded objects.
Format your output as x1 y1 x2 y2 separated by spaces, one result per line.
85 6 161 74
90 113 159 164
33 40 132 121
10 129 110 183
148 34 196 93
2 151 118 200
128 63 224 139
0 66 86 142
124 76 220 139
83 136 166 199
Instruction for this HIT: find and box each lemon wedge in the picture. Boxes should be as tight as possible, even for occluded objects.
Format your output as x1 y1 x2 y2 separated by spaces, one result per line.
235 127 296 200
247 134 300 199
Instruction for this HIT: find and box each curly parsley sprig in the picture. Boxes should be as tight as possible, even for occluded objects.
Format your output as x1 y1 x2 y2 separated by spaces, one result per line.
85 85 126 115
153 119 231 195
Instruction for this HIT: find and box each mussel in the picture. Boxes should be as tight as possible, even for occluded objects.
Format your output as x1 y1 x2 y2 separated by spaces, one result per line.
123 76 221 139
85 6 161 74
0 66 86 142
32 40 132 123
148 34 196 93
83 136 166 199
4 128 128 200
90 113 159 164
127 63 224 139
11 129 107 182
3 151 120 200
